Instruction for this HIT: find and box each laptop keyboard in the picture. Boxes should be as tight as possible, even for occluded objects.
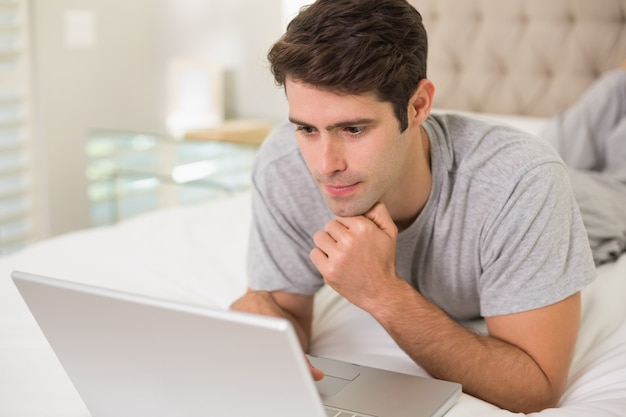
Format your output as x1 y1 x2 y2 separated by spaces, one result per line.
324 406 371 417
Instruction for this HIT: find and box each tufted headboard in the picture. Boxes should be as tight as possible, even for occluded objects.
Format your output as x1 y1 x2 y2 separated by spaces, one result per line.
409 0 626 117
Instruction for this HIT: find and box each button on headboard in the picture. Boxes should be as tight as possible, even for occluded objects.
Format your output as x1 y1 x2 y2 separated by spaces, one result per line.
410 0 626 117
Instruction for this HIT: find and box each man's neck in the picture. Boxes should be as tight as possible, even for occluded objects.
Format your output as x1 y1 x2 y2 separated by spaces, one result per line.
389 126 432 232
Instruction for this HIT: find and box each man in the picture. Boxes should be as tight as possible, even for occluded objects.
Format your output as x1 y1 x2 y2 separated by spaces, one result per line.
231 0 597 413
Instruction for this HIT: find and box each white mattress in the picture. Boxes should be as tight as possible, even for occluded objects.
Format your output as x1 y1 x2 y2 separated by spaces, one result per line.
1 114 625 417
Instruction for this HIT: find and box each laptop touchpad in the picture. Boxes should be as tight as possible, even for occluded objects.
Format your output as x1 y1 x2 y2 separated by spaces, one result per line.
308 356 361 398
315 375 353 398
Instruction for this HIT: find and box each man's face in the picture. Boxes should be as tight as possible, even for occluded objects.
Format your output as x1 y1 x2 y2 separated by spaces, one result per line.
286 78 413 218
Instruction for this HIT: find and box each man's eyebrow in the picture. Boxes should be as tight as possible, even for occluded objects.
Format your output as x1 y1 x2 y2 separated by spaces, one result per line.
288 117 310 126
289 117 377 130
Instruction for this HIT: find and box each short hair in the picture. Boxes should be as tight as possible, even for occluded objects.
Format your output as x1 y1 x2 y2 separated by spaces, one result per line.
268 0 428 131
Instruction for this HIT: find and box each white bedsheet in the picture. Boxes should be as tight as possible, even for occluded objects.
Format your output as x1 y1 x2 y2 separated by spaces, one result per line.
1 114 625 416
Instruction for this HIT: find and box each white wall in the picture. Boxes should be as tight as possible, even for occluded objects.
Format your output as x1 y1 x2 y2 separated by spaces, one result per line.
29 0 288 237
281 0 312 29
155 0 286 123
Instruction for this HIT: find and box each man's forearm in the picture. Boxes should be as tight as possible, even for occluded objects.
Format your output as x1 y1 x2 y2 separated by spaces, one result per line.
230 290 312 351
368 280 559 413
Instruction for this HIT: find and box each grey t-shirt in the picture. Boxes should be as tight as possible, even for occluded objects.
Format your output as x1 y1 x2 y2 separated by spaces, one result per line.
247 113 596 320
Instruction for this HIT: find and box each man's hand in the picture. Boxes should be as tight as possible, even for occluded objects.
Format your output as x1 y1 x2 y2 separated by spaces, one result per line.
310 203 400 310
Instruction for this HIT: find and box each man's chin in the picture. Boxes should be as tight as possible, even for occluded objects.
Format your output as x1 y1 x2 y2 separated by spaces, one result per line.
324 198 373 218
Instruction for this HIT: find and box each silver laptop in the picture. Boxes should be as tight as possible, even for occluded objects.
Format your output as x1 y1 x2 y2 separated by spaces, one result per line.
12 270 461 417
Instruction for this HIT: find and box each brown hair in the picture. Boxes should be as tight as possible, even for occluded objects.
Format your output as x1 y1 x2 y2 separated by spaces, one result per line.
268 0 428 131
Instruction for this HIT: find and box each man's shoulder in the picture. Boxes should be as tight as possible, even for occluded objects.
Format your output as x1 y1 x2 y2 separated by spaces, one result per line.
429 113 565 186
253 122 312 187
252 122 318 200
250 122 329 237
254 122 300 172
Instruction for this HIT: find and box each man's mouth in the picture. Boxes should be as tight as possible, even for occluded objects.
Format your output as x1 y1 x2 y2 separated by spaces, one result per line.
323 182 360 197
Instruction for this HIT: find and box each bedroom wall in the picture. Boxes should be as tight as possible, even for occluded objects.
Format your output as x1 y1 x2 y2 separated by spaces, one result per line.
30 1 160 238
154 0 287 124
29 0 288 238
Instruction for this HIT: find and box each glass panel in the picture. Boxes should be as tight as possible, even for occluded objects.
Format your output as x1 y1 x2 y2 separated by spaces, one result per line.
86 128 259 225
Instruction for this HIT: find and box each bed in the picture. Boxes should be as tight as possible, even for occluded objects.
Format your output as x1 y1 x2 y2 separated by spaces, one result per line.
2 1 626 416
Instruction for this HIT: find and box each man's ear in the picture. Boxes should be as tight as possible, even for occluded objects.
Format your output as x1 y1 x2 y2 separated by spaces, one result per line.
407 79 435 126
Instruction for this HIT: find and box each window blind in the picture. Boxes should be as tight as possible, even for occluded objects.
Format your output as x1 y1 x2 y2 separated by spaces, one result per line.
0 0 36 255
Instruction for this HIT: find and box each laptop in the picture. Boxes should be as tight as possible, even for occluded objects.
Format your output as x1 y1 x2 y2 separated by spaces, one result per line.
12 270 461 417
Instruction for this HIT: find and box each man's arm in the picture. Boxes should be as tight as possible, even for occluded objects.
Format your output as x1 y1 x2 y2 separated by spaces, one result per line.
310 202 580 413
370 278 580 413
230 289 325 380
230 289 315 350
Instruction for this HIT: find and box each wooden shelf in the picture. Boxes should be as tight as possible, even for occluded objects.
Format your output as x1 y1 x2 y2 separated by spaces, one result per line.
183 119 272 145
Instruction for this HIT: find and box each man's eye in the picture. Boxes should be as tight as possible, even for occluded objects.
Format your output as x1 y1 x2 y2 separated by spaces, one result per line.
296 125 316 135
345 126 365 135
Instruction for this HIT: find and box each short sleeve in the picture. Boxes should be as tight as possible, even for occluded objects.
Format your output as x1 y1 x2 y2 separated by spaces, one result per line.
478 162 596 317
246 183 324 295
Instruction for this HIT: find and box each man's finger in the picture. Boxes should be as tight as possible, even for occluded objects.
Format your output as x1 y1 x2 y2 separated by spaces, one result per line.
363 202 397 237
307 357 325 381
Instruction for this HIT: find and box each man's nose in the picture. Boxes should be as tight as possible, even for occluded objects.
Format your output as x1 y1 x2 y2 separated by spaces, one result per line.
318 136 346 176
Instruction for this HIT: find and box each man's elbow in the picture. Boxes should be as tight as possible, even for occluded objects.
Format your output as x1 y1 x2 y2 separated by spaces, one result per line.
507 384 563 414
526 392 561 414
